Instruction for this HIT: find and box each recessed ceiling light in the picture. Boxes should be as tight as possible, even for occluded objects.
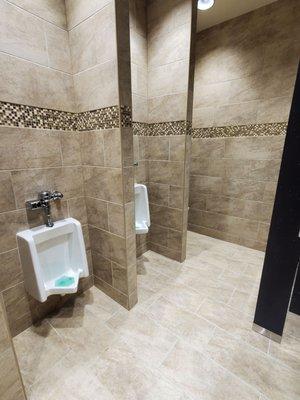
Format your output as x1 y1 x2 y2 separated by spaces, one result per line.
197 0 215 11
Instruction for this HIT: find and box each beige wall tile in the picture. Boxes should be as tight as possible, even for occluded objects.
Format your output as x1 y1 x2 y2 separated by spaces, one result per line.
92 250 112 285
86 197 108 230
148 183 169 206
60 131 82 166
108 203 125 237
69 3 116 74
83 167 123 204
0 249 23 292
147 137 169 160
0 127 61 170
65 0 111 30
0 210 28 253
11 167 84 208
81 131 104 166
46 23 72 73
9 0 67 28
148 93 187 123
67 197 87 225
94 275 128 309
170 136 186 161
103 129 122 168
0 1 47 65
74 61 118 112
256 96 292 123
0 172 16 213
148 161 184 186
224 136 285 160
150 204 183 231
148 60 189 99
0 53 75 111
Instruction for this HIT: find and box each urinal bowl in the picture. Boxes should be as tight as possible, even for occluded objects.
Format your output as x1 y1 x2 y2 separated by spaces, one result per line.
17 218 89 302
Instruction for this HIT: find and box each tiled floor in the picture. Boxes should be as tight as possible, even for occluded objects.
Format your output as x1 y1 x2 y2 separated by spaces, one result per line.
14 232 300 400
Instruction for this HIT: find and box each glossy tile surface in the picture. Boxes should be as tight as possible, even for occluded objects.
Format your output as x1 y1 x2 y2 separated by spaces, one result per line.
14 232 299 399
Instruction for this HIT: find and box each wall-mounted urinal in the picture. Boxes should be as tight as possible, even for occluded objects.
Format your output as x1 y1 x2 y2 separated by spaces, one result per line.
17 218 89 302
134 183 150 234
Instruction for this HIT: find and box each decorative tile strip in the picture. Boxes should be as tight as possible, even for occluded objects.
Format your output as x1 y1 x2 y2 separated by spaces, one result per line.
0 101 77 130
77 106 119 131
133 121 191 136
0 101 132 131
192 122 287 138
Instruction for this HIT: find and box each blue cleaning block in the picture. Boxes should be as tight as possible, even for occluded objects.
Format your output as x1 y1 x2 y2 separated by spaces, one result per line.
55 276 75 287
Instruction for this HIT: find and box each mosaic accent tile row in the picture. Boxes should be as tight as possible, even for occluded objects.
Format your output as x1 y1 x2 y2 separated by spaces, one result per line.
192 122 287 138
133 121 191 136
0 101 132 131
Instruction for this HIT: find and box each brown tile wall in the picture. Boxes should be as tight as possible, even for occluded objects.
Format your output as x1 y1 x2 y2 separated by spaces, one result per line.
190 0 299 251
0 296 26 400
0 0 137 340
0 126 93 337
193 0 299 128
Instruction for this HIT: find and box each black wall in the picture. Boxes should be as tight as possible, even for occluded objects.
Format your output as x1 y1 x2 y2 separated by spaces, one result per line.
254 63 300 336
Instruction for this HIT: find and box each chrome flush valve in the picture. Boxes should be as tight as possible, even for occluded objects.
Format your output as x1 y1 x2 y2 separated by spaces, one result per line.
26 190 64 228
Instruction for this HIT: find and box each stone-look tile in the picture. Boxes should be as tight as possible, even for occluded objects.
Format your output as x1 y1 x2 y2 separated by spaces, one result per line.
147 137 169 160
169 186 184 209
74 60 118 113
0 298 11 354
149 161 184 186
13 320 70 387
150 204 183 231
148 60 189 99
0 172 16 213
60 131 81 165
2 282 39 337
269 333 300 371
69 3 116 74
0 0 48 65
9 0 67 29
65 0 111 30
191 138 225 158
123 167 134 203
67 197 87 225
83 167 123 204
224 136 285 160
45 23 72 73
121 127 134 167
81 130 104 166
205 329 299 400
103 129 122 168
170 135 186 161
86 197 108 230
256 96 292 123
0 53 75 112
148 297 215 350
108 202 125 237
112 263 128 294
0 249 23 292
0 210 28 253
94 276 129 309
160 341 260 400
0 347 26 400
148 93 188 123
0 127 61 170
125 202 135 238
11 167 84 209
92 250 113 285
148 183 169 206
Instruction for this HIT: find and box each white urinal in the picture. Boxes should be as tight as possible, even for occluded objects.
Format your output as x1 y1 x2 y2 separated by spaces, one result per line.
134 183 150 234
17 218 89 302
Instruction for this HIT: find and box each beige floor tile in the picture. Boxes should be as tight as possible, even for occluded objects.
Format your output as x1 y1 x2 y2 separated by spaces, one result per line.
93 340 189 400
205 329 300 400
106 309 177 367
160 341 261 400
227 289 259 316
147 297 215 350
159 282 205 313
13 320 70 388
269 333 300 371
285 312 300 339
198 298 269 352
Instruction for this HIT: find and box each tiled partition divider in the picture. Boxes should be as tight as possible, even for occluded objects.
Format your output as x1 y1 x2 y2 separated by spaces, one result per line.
0 297 25 399
0 0 137 344
130 0 197 262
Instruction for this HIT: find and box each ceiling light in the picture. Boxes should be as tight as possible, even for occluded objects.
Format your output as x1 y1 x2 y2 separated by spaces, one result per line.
197 0 215 11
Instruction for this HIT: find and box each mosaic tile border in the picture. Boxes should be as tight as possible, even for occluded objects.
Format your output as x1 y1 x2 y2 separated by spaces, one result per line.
0 101 132 131
133 121 191 136
192 122 287 138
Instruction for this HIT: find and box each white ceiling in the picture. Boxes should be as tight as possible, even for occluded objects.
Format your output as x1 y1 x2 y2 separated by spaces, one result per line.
197 0 278 31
